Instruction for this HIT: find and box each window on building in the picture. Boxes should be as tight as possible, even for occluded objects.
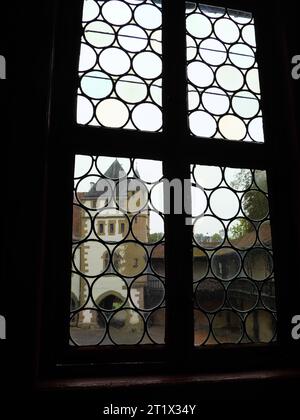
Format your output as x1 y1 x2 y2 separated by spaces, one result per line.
44 0 296 375
109 222 115 235
120 222 125 234
99 222 104 235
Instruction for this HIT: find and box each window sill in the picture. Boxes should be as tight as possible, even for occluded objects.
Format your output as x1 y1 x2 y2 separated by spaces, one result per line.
37 367 300 392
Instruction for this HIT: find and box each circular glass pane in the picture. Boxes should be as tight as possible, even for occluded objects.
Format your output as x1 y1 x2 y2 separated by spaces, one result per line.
214 18 240 44
228 10 252 24
227 278 258 312
150 30 162 54
261 279 276 311
79 43 97 72
224 167 253 191
84 21 115 48
242 24 256 47
186 13 212 38
188 61 214 88
147 308 165 344
227 218 256 250
195 278 225 312
130 275 164 310
189 111 217 138
189 111 217 137
118 25 148 52
200 5 225 18
82 0 100 22
245 310 276 342
116 75 147 104
77 96 94 125
132 211 164 244
151 243 165 276
199 38 227 66
133 51 162 79
112 242 148 277
219 115 247 141
150 181 164 213
132 103 162 131
248 117 264 142
116 177 148 213
258 220 272 248
75 174 111 200
102 0 132 26
194 310 210 345
70 274 89 311
246 68 260 94
99 48 130 75
73 241 110 277
96 99 129 128
202 87 230 115
193 165 222 189
70 309 106 346
150 78 162 106
193 247 209 281
193 216 225 249
134 4 161 30
74 155 93 179
216 65 244 91
254 170 268 193
133 158 162 183
72 205 92 242
109 309 144 344
211 248 242 281
232 91 259 119
242 190 269 220
186 35 197 61
81 71 113 99
96 156 131 179
92 275 127 310
244 248 273 281
188 85 200 110
212 310 243 343
210 188 239 219
191 186 208 217
229 43 255 69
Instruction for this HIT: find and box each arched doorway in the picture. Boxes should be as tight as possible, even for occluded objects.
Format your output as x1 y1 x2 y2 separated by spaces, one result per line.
96 293 124 327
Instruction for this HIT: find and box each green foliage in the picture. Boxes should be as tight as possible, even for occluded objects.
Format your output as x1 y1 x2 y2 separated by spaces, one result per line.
229 170 268 239
148 232 164 242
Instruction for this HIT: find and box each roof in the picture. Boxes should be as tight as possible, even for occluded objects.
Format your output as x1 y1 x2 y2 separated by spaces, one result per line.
104 159 126 179
85 159 126 198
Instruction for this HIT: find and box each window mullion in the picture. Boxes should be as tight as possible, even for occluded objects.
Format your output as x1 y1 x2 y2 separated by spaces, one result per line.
162 2 194 358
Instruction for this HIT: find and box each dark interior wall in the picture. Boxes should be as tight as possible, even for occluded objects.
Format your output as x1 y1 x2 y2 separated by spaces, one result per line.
1 0 300 404
0 0 53 400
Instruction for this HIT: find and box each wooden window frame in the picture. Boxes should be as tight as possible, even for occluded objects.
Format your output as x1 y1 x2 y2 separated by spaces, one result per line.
38 0 300 381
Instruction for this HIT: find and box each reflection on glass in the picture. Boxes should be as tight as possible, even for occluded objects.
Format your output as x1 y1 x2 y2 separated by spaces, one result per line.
70 155 165 346
191 164 276 345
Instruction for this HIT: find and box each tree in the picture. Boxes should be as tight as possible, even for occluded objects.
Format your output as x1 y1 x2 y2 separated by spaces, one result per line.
148 232 164 243
229 169 268 240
